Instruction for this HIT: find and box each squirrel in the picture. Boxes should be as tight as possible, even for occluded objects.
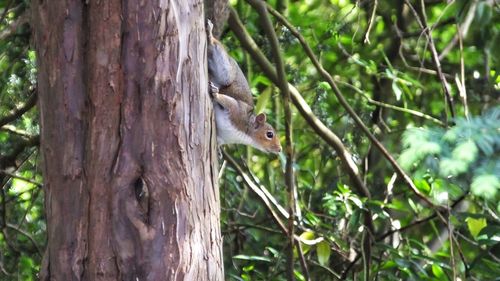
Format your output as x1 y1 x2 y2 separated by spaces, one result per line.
206 20 282 154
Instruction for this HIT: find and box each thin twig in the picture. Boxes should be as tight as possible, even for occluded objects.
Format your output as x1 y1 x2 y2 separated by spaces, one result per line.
438 1 476 60
245 2 296 280
446 205 457 280
227 7 370 200
310 259 341 280
0 0 14 26
226 16 378 277
6 223 43 256
223 149 314 279
17 187 42 229
0 10 29 41
265 4 437 208
342 193 468 278
0 91 37 128
0 125 34 139
0 136 40 169
0 170 43 188
223 222 282 235
227 15 378 276
222 150 288 234
457 23 469 119
405 0 455 120
363 0 378 44
336 79 446 126
295 239 312 281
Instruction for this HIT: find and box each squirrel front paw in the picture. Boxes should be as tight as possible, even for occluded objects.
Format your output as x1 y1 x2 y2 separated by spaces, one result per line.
209 81 219 97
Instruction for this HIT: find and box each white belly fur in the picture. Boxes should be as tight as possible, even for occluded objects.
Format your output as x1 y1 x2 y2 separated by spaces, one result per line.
214 106 256 147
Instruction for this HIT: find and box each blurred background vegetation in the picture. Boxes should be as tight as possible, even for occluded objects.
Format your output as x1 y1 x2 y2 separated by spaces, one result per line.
0 0 498 280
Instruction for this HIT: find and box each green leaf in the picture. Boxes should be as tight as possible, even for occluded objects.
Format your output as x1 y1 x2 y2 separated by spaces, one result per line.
298 231 315 254
414 179 431 194
466 217 487 238
316 240 331 266
392 81 402 101
242 264 254 272
477 225 500 244
254 86 272 114
294 270 306 281
299 231 315 242
380 260 397 269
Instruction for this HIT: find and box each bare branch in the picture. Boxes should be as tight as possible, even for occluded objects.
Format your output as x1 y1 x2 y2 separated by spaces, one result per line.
265 4 437 208
363 0 378 44
6 223 43 256
0 136 39 169
0 91 37 128
0 10 29 41
222 149 289 234
227 7 370 201
0 170 42 188
404 0 456 120
295 239 312 281
245 1 296 279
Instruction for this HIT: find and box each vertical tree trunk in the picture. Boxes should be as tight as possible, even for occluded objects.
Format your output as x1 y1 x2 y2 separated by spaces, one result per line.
32 0 222 280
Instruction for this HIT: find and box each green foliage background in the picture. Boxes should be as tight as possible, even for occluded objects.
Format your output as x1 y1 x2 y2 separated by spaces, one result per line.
0 0 498 280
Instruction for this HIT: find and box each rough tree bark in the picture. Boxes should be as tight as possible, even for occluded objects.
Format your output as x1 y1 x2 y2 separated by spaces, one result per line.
32 0 223 280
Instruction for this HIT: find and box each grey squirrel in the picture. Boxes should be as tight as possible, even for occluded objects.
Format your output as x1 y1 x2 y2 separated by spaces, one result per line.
207 21 282 154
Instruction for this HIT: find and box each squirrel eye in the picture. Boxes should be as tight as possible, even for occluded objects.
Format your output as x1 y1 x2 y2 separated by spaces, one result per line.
266 131 274 139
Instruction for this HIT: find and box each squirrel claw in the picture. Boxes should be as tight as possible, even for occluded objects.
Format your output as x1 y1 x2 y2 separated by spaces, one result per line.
209 81 219 96
206 20 214 41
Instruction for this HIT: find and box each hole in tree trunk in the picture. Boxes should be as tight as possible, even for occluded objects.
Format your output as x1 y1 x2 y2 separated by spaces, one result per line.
134 177 150 221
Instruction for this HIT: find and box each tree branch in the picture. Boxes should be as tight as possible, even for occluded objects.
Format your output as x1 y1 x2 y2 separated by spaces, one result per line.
0 91 37 128
226 16 378 275
222 150 289 234
264 4 438 209
0 170 43 188
5 223 43 256
0 136 39 169
0 10 29 41
404 0 456 120
227 7 371 201
363 0 378 44
245 1 296 280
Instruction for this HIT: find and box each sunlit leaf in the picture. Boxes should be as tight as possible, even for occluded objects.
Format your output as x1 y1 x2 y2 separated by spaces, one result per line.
316 240 331 266
432 263 448 280
254 86 272 114
467 217 487 238
294 270 306 281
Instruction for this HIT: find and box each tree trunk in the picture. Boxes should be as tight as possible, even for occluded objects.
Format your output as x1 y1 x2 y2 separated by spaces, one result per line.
32 0 222 280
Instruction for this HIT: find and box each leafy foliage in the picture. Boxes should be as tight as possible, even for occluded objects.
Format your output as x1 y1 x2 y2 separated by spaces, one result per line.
400 107 500 204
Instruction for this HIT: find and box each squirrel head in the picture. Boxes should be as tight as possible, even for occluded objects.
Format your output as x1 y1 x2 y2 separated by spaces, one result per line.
249 113 282 154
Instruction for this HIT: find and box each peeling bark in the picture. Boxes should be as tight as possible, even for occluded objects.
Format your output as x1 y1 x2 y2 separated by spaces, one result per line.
33 0 222 280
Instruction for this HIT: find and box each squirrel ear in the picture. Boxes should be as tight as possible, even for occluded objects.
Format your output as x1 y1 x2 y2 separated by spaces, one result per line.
255 113 267 124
